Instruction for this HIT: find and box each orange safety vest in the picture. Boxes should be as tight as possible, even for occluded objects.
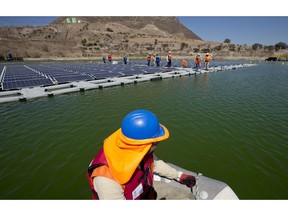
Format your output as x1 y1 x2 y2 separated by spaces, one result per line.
205 55 211 62
181 60 188 67
167 54 172 60
195 56 201 64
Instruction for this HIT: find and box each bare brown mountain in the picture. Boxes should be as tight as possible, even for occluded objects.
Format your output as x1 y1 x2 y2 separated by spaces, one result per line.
0 16 206 59
52 17 202 40
0 16 273 60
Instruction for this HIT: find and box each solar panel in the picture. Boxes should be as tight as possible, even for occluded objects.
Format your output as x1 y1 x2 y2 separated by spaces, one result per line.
2 78 53 90
1 65 54 90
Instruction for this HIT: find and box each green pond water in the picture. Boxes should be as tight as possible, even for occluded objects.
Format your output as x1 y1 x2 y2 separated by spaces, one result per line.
1 62 288 199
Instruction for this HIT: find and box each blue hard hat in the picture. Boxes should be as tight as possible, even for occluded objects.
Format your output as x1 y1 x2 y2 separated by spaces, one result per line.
121 110 166 140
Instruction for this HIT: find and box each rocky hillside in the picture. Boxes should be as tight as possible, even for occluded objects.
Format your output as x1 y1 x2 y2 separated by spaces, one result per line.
0 16 274 60
52 17 202 40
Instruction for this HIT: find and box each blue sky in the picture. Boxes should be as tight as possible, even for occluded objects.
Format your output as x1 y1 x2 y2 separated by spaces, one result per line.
177 16 288 46
1 16 287 46
0 17 56 27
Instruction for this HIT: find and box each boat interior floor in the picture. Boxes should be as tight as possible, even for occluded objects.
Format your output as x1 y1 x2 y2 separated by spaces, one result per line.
154 180 196 200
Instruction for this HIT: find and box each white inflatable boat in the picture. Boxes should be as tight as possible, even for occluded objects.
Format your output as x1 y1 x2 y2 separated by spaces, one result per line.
153 162 239 200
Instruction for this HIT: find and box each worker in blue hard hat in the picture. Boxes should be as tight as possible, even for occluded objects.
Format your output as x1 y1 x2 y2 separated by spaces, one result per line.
87 109 196 200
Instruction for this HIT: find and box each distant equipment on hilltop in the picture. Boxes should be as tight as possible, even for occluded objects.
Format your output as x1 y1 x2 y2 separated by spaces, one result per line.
66 17 81 24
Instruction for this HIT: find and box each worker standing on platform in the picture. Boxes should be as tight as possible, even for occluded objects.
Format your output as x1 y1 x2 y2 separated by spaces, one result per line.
87 109 196 200
108 54 112 63
102 56 106 63
165 51 172 67
151 54 156 66
204 53 212 70
181 59 188 68
123 56 128 65
155 54 161 67
147 53 152 66
195 53 201 71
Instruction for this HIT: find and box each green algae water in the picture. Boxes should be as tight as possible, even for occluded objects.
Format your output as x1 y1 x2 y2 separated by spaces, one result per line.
1 62 288 199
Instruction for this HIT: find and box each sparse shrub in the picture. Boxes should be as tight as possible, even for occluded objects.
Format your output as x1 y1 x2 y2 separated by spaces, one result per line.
213 45 222 51
229 44 236 51
106 28 113 32
201 48 210 53
56 52 65 57
180 42 188 50
81 39 87 46
274 42 287 51
224 38 231 43
32 52 41 58
23 51 31 58
42 45 49 52
252 43 262 51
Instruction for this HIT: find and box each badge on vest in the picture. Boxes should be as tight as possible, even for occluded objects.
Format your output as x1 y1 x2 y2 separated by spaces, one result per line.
132 183 144 199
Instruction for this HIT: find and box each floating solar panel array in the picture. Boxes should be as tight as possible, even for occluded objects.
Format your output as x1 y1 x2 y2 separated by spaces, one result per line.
0 61 176 91
0 61 245 91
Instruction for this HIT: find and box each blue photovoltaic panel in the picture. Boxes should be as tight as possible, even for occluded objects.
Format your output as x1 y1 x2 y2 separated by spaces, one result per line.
1 65 54 90
28 64 93 83
2 79 53 90
0 65 4 73
1 61 185 90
